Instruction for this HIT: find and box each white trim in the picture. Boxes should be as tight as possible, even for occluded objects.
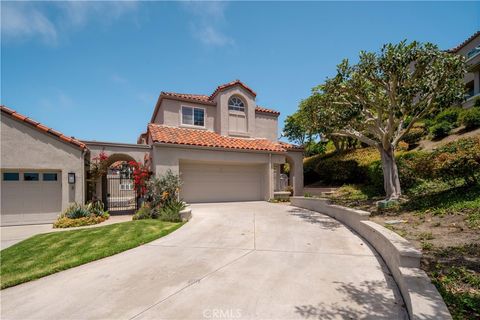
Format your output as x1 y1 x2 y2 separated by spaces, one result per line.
180 105 206 128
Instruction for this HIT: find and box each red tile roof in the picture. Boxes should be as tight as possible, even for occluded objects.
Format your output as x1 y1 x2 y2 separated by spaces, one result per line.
148 124 300 152
255 106 280 115
448 31 480 53
160 92 214 105
209 80 257 99
1 105 87 150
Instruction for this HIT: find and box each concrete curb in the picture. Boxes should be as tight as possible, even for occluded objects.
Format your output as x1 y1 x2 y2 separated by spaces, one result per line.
291 196 452 320
180 206 192 222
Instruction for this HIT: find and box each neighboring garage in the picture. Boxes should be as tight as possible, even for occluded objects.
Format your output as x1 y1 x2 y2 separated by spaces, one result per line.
1 106 87 226
180 162 265 203
1 171 62 225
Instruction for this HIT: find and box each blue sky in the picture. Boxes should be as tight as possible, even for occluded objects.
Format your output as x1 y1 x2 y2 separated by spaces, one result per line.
2 1 479 143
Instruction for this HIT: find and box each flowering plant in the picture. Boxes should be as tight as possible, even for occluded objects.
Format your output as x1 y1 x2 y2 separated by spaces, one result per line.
90 151 109 180
129 161 151 197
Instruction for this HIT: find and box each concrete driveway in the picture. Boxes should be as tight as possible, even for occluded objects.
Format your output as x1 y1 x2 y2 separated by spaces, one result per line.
1 202 407 319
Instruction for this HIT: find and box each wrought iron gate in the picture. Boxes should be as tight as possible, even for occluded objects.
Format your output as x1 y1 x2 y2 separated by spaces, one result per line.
106 175 137 214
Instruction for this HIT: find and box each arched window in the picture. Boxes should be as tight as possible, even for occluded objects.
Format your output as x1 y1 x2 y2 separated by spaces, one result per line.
228 96 245 112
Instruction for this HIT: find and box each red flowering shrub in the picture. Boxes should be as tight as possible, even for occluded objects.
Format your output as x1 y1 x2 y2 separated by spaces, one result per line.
129 161 151 197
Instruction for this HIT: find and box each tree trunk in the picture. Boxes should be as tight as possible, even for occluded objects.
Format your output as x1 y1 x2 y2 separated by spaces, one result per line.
379 145 402 200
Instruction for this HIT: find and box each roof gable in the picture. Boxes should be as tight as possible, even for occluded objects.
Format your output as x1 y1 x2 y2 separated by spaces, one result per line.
1 105 87 150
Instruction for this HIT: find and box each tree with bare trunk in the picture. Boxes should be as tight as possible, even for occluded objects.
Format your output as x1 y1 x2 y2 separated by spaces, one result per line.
310 41 465 200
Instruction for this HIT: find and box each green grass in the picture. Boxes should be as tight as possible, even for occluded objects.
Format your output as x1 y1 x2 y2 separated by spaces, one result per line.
0 220 183 289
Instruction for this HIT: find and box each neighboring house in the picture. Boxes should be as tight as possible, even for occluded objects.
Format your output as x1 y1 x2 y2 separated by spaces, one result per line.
1 106 87 226
449 31 480 108
1 80 303 225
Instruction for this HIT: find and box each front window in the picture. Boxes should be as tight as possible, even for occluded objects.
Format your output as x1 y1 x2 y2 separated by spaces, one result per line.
182 106 205 127
228 96 245 112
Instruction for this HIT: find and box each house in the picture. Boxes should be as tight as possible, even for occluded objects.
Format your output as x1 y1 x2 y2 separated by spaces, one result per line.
143 80 303 203
449 31 480 108
87 80 303 204
1 106 87 226
1 80 303 225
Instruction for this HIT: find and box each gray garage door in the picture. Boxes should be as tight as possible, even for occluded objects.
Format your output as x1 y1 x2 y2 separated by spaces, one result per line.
180 163 264 203
1 171 62 226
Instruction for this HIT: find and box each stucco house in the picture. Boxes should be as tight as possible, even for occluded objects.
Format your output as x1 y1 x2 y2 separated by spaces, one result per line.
449 31 480 108
1 80 303 226
1 106 87 225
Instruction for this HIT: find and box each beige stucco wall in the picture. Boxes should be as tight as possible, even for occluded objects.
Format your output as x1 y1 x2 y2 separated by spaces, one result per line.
152 145 286 200
153 99 217 131
255 113 278 141
1 114 85 218
286 151 304 196
213 86 257 137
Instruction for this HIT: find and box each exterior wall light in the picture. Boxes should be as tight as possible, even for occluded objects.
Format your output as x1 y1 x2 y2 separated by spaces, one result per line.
68 172 76 184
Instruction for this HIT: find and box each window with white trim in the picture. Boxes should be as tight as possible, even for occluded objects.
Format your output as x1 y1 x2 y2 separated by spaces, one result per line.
228 96 245 112
181 106 205 127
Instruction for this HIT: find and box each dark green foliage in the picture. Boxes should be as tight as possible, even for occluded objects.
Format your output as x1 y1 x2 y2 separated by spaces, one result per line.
429 121 453 139
459 108 480 130
434 107 462 125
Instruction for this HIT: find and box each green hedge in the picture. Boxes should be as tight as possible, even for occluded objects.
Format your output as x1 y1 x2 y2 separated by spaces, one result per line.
306 139 478 192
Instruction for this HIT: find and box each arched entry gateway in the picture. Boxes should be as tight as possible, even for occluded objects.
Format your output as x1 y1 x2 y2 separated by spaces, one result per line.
101 154 137 214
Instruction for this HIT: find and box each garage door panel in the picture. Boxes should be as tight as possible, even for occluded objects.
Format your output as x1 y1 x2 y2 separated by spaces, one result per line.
180 163 264 203
1 171 62 225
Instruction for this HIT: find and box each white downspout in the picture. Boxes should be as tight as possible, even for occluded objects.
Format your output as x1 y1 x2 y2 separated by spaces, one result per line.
269 153 273 200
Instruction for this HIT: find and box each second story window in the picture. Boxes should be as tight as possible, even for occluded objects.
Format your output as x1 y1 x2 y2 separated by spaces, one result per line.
228 96 245 112
182 106 205 127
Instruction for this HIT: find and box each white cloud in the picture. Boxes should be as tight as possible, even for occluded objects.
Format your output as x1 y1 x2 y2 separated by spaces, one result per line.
1 2 58 44
1 1 138 45
182 1 234 47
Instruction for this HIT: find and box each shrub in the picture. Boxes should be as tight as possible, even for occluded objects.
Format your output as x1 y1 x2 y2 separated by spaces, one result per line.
146 170 182 209
158 199 186 222
402 127 425 145
397 141 409 151
434 107 462 125
429 121 453 139
429 137 480 185
53 216 107 228
63 203 92 219
132 204 153 220
85 200 108 217
459 108 480 130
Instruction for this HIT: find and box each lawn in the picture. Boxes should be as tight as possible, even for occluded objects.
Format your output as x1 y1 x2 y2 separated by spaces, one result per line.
0 220 183 289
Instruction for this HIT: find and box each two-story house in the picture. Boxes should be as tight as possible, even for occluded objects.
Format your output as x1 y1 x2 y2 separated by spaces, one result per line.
449 31 480 108
142 80 303 203
1 80 303 225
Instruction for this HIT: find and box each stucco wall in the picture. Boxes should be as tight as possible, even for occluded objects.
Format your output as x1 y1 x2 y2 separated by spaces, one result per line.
1 115 85 213
152 145 286 200
255 113 278 141
213 86 257 137
153 99 217 131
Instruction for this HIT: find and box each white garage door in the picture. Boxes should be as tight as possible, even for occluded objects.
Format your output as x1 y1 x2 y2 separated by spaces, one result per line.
1 171 62 226
180 163 264 203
